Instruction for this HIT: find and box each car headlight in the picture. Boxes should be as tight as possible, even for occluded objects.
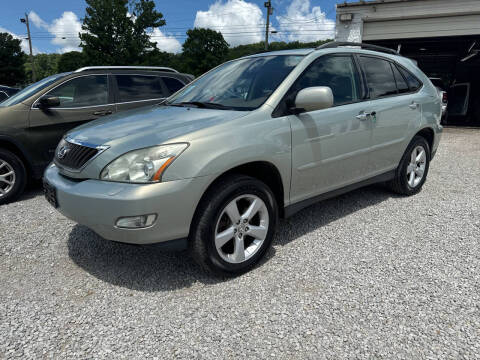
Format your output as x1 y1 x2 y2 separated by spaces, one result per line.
100 143 188 183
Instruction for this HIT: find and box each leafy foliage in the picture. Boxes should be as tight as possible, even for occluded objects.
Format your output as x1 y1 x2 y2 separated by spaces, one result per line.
144 37 332 77
181 28 229 76
142 49 182 69
79 0 165 65
0 33 26 86
58 51 86 72
227 40 332 60
24 53 61 83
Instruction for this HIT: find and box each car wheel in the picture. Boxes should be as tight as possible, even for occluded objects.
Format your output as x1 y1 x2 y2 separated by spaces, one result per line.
189 174 278 276
0 149 27 205
387 136 430 196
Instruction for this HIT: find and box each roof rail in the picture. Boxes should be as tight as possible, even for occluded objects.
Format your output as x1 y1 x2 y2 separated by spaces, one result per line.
316 41 399 55
74 66 179 73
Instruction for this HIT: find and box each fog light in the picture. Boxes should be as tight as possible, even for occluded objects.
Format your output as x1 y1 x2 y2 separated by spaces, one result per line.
116 214 157 229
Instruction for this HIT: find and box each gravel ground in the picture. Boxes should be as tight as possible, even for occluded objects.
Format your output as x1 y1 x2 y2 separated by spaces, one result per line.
1 127 479 359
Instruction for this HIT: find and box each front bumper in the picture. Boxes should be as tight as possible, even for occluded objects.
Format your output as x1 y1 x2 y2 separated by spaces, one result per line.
44 164 214 245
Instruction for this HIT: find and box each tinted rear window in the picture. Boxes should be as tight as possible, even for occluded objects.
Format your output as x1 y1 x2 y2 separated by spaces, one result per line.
162 77 185 95
360 56 397 98
116 75 165 102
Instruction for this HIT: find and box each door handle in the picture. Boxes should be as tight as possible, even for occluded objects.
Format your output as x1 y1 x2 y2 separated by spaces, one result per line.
92 110 112 116
356 111 376 121
409 102 419 110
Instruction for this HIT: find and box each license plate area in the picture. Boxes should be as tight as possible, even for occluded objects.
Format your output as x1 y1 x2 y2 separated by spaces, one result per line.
43 180 58 208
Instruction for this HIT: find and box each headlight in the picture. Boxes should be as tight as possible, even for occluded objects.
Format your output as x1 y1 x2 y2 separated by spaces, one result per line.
100 143 188 183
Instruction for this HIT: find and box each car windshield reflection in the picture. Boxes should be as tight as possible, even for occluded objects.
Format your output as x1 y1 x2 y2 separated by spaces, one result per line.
166 55 304 111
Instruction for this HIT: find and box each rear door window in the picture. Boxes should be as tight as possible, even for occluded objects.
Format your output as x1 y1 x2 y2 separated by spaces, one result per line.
115 75 166 102
162 77 185 95
359 56 398 99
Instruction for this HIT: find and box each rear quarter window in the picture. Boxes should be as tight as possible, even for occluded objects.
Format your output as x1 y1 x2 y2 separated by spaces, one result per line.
391 64 410 94
398 66 422 92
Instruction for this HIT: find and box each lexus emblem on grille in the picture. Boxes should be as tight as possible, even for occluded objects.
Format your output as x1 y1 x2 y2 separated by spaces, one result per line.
57 145 70 159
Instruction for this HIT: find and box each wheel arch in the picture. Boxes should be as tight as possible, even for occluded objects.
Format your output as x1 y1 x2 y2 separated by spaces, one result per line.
0 136 33 177
190 161 286 240
415 127 435 158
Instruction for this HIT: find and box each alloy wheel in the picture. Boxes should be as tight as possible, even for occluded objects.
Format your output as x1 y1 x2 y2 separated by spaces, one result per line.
0 159 16 198
406 145 427 188
214 194 269 264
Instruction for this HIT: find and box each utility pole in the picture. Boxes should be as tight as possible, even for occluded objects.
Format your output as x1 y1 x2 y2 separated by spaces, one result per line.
264 1 273 51
20 13 36 82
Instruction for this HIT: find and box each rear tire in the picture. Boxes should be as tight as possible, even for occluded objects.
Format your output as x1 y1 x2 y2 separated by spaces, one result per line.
189 174 278 276
387 136 430 196
0 149 27 205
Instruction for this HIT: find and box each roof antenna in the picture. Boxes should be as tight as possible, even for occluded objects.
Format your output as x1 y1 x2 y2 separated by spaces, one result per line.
397 44 402 54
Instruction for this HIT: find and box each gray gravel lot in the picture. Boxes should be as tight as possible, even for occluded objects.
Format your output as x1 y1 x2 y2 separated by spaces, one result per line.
1 127 479 359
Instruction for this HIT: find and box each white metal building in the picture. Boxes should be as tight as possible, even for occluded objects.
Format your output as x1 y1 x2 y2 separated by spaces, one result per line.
336 0 480 126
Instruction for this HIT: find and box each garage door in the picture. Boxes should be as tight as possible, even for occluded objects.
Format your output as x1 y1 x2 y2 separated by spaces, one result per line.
363 14 480 41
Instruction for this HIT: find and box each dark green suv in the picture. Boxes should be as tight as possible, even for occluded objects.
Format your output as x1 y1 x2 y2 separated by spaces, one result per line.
0 66 192 204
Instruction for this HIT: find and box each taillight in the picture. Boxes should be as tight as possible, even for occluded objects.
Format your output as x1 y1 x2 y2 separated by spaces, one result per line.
442 92 448 103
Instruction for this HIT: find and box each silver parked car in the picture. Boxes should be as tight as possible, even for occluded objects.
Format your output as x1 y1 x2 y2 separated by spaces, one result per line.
44 42 443 276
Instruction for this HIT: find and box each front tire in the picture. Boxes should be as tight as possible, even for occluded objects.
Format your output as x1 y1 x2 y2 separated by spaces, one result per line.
0 149 27 205
387 135 430 196
189 174 278 276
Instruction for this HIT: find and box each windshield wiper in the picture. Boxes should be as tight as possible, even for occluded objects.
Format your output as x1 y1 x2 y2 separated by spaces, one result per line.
168 101 233 110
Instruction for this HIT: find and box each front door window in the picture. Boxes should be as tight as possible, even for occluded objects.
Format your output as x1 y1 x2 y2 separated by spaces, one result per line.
45 75 108 108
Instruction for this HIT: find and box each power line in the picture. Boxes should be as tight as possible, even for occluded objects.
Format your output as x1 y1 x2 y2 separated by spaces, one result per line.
29 21 336 36
29 32 336 42
28 28 336 40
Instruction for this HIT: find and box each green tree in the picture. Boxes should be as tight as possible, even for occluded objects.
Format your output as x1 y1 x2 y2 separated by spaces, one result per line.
79 0 165 65
227 39 332 60
24 53 60 83
142 49 183 70
181 28 229 76
0 32 26 86
58 51 86 72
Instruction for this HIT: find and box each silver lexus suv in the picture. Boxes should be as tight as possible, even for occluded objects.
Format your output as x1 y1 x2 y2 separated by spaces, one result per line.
44 42 443 276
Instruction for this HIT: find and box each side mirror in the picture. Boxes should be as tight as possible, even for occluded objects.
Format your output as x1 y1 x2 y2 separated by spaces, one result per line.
38 96 60 109
294 86 334 113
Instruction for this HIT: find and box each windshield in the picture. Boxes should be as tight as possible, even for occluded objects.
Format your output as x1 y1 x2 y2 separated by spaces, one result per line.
167 55 304 110
0 72 70 107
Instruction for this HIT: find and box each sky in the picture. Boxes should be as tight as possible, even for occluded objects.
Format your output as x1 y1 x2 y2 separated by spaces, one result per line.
0 0 341 54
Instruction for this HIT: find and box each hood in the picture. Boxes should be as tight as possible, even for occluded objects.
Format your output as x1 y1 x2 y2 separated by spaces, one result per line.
67 105 249 147
0 102 30 129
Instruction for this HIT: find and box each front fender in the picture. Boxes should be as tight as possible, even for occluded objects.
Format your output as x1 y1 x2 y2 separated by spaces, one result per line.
163 115 292 201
